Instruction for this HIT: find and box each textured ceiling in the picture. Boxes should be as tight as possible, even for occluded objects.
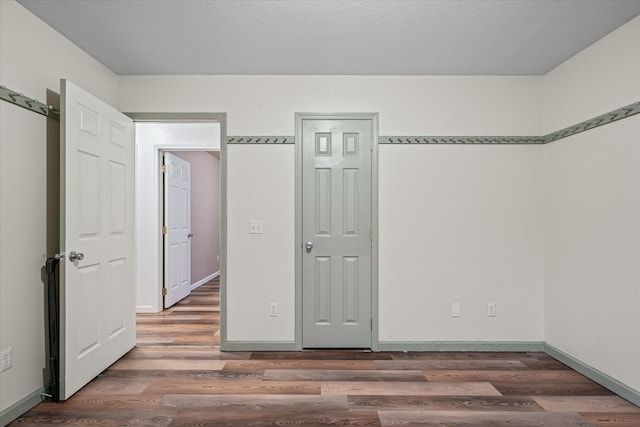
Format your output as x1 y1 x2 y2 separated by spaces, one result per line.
17 0 640 76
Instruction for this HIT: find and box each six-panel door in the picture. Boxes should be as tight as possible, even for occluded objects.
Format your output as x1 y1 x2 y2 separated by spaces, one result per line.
302 119 373 348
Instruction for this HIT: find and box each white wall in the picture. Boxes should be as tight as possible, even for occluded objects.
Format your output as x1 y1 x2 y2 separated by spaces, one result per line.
120 75 541 136
135 123 220 313
380 144 544 342
226 145 296 341
543 16 640 134
121 75 544 344
0 0 120 416
543 16 640 393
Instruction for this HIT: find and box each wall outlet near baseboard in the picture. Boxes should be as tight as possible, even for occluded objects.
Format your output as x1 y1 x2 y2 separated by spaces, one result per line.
0 347 12 372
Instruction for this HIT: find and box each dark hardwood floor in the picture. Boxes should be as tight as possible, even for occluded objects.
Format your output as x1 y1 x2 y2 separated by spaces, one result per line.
10 277 640 426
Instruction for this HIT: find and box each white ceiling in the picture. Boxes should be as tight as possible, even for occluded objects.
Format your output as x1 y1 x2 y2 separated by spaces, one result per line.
17 0 640 76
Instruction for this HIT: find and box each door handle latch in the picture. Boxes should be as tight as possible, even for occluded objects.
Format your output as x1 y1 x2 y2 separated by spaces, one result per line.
68 251 84 262
305 242 314 253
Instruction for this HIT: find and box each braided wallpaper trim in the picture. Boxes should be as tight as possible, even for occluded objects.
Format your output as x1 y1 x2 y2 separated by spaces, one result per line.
227 101 640 146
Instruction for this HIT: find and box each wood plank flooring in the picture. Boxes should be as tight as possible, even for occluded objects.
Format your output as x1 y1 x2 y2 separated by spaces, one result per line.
10 277 640 426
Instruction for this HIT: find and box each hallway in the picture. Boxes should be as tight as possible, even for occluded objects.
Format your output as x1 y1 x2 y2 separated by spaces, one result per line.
136 279 221 348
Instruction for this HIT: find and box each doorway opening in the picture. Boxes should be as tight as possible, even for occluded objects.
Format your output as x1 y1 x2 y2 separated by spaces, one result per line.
128 114 227 348
162 150 221 309
133 120 222 312
136 276 221 347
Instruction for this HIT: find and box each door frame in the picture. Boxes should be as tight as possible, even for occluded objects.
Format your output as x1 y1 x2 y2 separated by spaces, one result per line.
294 113 380 351
125 114 227 347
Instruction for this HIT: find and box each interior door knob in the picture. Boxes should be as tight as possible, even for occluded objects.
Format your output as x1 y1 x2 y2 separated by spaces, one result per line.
68 251 84 262
305 242 314 253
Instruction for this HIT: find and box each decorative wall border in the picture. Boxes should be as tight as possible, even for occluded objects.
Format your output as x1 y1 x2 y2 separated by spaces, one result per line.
227 136 293 144
204 101 640 146
379 136 544 145
0 85 60 119
543 100 640 143
380 100 640 145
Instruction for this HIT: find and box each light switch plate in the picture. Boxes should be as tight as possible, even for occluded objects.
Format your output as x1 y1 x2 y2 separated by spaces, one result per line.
488 303 496 317
249 220 263 234
269 303 278 317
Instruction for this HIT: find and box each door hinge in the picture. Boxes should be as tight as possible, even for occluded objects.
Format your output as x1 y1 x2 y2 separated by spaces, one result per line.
371 318 373 330
162 226 168 235
161 164 167 173
370 229 373 242
162 287 168 296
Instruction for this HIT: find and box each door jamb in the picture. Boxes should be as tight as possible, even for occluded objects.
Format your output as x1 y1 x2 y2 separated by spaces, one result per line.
294 113 379 351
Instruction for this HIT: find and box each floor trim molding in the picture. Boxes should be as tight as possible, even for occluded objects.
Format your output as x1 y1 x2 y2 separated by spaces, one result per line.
379 341 544 352
544 343 640 406
222 341 296 351
0 388 45 426
191 271 219 291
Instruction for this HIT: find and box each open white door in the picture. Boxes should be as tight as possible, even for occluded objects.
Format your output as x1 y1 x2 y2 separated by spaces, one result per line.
60 80 135 400
163 152 192 308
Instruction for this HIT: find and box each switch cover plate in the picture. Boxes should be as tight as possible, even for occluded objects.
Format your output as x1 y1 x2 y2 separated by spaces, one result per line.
488 303 496 317
269 303 278 317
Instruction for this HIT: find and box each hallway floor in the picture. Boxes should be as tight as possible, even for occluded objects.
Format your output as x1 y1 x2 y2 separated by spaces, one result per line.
10 278 640 426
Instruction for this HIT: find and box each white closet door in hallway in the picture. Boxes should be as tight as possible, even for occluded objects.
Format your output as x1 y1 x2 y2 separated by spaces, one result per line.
163 152 192 308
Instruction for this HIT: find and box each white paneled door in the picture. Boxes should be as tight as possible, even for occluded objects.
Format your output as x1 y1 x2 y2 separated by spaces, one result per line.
301 118 374 348
60 80 135 400
163 152 192 308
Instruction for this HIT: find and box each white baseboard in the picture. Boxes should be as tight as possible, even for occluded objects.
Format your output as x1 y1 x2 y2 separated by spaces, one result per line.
0 388 45 426
135 305 159 314
222 341 296 351
378 341 545 352
544 343 640 407
191 271 219 290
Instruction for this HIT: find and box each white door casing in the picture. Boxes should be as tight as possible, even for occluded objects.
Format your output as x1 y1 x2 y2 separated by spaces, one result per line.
60 80 135 400
163 152 192 308
301 117 374 348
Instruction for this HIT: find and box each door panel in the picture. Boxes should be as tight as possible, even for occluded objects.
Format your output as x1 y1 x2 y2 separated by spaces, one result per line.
163 152 192 308
60 80 135 400
302 118 373 348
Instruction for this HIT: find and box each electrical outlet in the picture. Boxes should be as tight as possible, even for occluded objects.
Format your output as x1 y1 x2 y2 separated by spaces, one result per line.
488 303 496 317
249 220 263 234
451 303 461 317
0 348 12 373
269 303 278 317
